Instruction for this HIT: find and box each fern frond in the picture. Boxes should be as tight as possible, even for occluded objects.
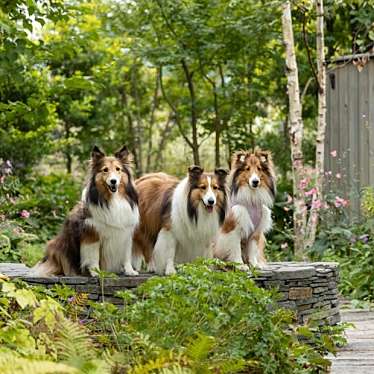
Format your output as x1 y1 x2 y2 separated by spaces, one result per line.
70 293 88 307
159 367 193 374
129 357 173 374
0 353 77 374
54 317 96 361
185 334 215 362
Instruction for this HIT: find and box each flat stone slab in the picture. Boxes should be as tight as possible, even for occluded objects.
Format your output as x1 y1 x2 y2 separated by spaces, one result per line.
330 309 374 373
0 261 340 325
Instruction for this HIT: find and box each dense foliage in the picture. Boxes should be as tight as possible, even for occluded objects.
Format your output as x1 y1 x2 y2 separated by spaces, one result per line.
308 187 374 303
1 0 374 175
0 260 348 373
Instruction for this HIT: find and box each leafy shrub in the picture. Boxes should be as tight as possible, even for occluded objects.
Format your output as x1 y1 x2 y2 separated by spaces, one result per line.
311 188 374 301
0 260 348 373
0 173 81 265
87 260 342 373
0 279 107 374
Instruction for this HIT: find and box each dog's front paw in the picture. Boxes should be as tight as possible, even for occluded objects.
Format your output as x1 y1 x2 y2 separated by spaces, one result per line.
165 264 176 276
125 269 139 276
123 264 139 276
88 268 99 277
236 263 250 272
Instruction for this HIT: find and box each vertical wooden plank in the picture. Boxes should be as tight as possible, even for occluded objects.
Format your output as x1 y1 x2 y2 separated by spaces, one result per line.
348 63 360 218
329 68 340 195
325 70 333 192
359 63 370 189
339 65 349 198
368 60 374 187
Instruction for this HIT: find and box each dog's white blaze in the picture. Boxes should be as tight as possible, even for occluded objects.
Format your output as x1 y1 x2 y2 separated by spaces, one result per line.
82 192 139 275
106 173 120 187
153 177 221 274
202 176 216 206
249 172 260 188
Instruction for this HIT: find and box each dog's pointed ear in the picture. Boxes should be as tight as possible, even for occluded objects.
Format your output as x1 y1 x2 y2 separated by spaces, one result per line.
115 145 129 162
91 145 105 164
257 150 272 165
188 165 203 181
214 168 229 184
231 151 247 169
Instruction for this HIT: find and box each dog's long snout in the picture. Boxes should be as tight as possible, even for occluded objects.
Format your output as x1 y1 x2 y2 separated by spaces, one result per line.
207 197 215 206
249 174 260 189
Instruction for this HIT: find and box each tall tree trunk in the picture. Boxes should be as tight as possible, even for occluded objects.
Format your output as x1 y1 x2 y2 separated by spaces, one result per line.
146 68 160 173
281 1 307 258
120 86 139 175
159 66 196 163
197 59 221 167
218 65 232 166
181 59 200 165
64 122 72 174
131 65 144 176
214 96 221 167
154 113 173 170
305 0 327 248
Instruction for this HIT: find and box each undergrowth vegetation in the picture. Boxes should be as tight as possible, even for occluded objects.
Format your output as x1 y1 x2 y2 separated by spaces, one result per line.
0 260 347 374
0 173 80 266
309 187 374 303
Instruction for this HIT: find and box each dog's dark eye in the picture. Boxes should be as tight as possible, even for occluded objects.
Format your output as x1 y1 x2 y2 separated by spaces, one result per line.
245 166 250 171
103 167 109 173
116 167 121 171
200 185 206 190
213 185 218 190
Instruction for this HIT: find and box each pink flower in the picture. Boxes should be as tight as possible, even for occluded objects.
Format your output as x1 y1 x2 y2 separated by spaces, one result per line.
283 207 290 212
281 242 288 249
336 173 341 179
311 199 322 209
330 150 337 158
334 196 349 208
286 194 293 204
0 176 4 184
305 187 317 197
298 178 309 190
20 210 30 218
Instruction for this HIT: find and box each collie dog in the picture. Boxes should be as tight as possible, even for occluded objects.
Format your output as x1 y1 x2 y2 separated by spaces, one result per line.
133 166 228 275
33 145 139 276
214 149 276 269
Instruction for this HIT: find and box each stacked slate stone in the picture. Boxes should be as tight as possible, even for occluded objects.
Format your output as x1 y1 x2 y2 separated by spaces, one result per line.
253 262 340 325
0 261 340 325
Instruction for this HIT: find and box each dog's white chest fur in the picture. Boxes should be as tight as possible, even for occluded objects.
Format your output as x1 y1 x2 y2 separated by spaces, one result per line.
171 178 219 263
85 194 139 272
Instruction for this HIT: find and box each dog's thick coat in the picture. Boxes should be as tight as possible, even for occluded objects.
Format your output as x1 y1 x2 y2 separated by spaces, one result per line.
33 146 139 276
214 149 276 269
133 166 228 274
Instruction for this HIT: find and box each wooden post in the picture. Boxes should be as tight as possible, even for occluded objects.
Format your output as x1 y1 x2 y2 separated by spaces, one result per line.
281 1 307 258
306 0 327 248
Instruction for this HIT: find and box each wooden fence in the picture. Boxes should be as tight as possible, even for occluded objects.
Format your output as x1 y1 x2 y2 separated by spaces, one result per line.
325 53 374 219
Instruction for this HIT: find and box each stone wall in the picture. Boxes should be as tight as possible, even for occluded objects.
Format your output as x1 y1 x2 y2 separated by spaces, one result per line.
253 262 340 325
0 261 340 325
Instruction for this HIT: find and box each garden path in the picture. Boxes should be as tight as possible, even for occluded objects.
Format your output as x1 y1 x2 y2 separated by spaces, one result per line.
330 309 374 373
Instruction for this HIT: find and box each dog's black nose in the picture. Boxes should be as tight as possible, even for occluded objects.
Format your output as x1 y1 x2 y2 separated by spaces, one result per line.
252 179 259 187
110 179 117 185
207 197 215 205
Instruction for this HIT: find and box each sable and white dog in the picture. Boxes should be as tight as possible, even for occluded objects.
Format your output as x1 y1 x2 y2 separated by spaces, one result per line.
214 149 276 270
33 145 139 276
133 166 228 275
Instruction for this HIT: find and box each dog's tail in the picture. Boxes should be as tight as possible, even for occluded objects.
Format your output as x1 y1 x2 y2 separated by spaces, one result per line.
31 237 76 276
31 256 60 277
